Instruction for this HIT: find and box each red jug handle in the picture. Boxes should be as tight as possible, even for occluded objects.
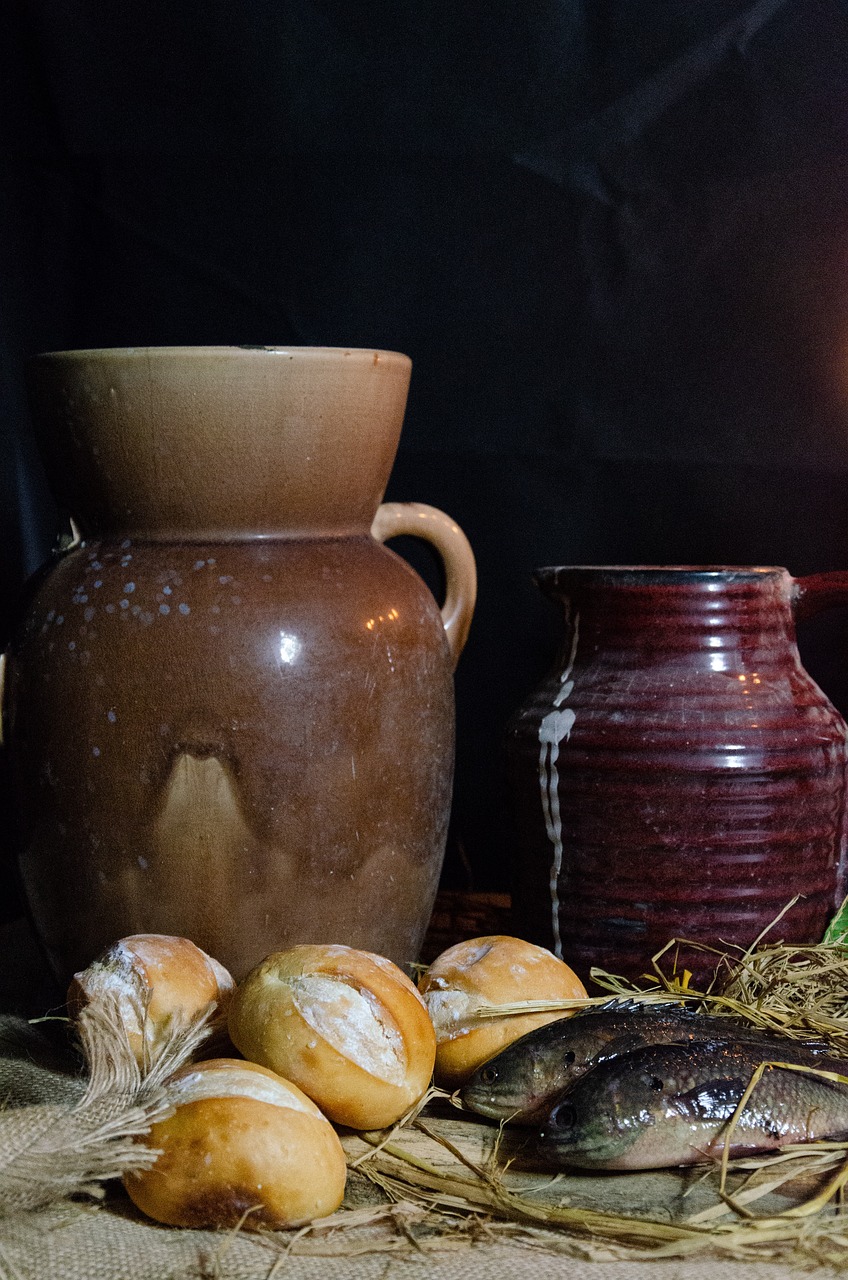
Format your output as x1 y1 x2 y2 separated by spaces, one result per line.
793 572 848 622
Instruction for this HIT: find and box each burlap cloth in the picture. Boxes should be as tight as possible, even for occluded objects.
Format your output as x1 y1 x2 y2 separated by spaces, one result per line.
0 1012 842 1280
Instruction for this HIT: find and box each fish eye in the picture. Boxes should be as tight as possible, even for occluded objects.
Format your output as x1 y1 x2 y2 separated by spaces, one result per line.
551 1102 576 1129
563 1050 575 1065
479 1066 498 1084
649 1075 664 1092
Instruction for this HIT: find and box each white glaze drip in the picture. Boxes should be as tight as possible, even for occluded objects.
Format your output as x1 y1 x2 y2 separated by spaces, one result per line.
537 607 579 958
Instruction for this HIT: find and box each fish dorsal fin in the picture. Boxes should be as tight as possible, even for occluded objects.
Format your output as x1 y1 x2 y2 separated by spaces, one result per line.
577 997 644 1016
580 997 686 1017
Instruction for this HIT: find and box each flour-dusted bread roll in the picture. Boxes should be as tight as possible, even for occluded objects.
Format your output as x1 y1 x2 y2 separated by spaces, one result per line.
68 934 234 1067
228 944 436 1130
419 935 587 1088
123 1057 346 1228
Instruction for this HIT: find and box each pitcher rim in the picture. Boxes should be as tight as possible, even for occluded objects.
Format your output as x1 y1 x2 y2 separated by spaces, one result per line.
29 345 412 367
537 565 786 575
535 565 791 591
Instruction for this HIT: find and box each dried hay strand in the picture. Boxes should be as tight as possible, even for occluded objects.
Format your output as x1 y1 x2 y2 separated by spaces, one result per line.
348 1100 848 1265
464 895 848 1044
590 895 848 1052
341 899 848 1265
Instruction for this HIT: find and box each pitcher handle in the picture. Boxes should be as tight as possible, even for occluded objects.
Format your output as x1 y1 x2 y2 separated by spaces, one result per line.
371 502 476 671
793 572 848 622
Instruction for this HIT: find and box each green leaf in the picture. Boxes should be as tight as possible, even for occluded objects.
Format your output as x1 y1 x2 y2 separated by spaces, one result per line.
822 895 848 945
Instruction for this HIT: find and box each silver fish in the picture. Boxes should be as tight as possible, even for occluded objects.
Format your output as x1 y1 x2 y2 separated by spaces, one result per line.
462 998 836 1127
538 1038 848 1170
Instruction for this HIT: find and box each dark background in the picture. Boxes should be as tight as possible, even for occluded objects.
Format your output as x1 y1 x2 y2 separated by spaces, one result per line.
3 0 848 923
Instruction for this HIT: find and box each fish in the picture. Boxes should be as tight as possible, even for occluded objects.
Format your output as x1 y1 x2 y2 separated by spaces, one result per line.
537 1038 848 1170
461 999 839 1126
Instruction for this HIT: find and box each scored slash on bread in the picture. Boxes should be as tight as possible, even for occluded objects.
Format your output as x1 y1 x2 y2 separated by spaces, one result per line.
228 943 436 1130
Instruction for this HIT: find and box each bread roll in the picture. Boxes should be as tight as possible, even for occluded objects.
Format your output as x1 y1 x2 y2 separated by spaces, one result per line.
228 944 436 1129
419 935 587 1087
68 934 234 1067
123 1057 346 1228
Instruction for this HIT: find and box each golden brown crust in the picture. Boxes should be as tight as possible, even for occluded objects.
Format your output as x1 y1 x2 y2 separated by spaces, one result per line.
68 934 235 1066
123 1059 346 1229
228 944 436 1129
419 935 587 1087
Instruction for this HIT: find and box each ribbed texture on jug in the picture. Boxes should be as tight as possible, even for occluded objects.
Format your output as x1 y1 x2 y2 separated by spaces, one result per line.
506 565 848 982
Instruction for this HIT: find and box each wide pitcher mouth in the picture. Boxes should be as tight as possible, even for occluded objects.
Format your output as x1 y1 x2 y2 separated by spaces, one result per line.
27 344 413 540
537 565 786 575
30 345 412 368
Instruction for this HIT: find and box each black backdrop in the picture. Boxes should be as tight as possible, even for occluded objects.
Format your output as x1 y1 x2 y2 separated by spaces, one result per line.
3 0 848 922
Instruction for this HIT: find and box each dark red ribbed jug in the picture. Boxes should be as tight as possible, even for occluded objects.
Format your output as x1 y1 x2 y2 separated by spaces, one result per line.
506 566 848 982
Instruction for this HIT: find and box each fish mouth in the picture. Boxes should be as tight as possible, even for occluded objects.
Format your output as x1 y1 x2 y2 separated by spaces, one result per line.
538 1110 610 1168
537 1122 645 1170
462 1091 527 1122
537 1130 617 1169
464 1098 509 1120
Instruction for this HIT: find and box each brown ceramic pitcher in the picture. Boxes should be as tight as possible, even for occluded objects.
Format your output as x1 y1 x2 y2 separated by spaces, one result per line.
506 566 848 982
1 346 476 981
